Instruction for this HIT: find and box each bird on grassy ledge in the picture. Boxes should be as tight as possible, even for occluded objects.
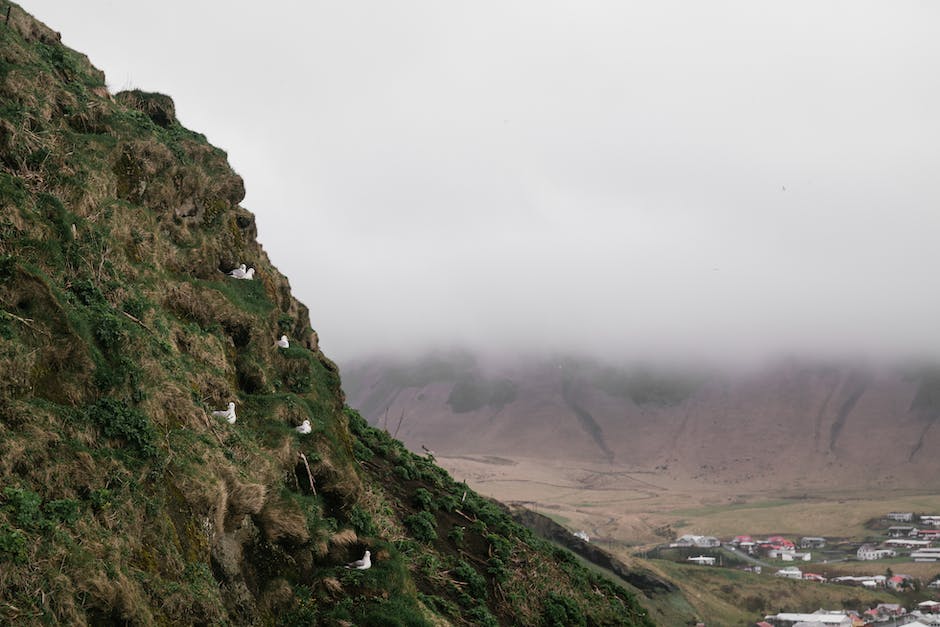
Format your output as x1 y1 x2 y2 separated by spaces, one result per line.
295 419 311 435
240 268 255 280
212 402 236 424
277 335 290 349
345 550 371 570
227 264 247 278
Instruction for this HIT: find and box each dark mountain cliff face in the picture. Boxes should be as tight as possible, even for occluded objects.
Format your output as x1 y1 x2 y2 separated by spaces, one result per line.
0 4 652 625
344 353 940 490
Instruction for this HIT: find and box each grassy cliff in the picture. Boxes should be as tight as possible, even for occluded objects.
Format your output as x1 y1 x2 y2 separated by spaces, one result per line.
0 3 652 625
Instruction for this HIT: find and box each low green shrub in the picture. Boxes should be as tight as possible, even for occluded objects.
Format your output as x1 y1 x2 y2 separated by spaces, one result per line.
404 511 437 543
541 592 586 627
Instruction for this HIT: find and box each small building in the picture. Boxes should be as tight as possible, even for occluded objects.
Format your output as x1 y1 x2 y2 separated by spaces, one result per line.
887 525 917 537
800 537 826 549
911 548 940 561
687 555 716 566
763 611 852 626
917 600 940 613
885 538 931 549
831 575 885 587
887 512 914 522
803 573 827 582
672 534 720 548
774 566 803 579
919 515 940 527
857 544 897 560
928 578 940 589
887 574 913 591
872 603 905 617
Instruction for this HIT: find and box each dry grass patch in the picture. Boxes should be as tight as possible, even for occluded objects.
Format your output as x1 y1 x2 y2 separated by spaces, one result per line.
258 497 309 545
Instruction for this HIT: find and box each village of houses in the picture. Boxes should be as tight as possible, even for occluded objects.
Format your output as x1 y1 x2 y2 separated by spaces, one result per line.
666 511 940 626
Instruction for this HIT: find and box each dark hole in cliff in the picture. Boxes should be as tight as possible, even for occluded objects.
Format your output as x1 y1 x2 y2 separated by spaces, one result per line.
15 295 34 313
222 321 251 349
208 552 227 585
236 214 253 230
84 606 127 627
236 364 264 395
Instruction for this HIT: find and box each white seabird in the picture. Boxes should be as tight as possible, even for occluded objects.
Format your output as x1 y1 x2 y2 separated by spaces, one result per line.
212 402 237 424
345 550 371 570
240 268 255 280
295 419 311 434
277 335 290 349
227 264 247 278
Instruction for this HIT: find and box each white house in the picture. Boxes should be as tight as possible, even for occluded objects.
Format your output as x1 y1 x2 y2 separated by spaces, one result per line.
886 538 931 549
671 534 720 548
687 555 716 566
911 548 940 562
801 537 827 549
764 611 852 626
775 566 803 579
773 550 812 561
887 512 914 522
857 544 897 560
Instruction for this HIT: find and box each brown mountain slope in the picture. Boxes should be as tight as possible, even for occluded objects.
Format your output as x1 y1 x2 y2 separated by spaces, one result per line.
343 353 940 491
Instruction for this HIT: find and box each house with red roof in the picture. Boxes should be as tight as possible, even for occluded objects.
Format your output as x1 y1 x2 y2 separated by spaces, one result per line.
887 575 912 591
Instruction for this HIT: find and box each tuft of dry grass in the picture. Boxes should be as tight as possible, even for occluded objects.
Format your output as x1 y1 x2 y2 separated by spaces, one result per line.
320 577 343 596
329 528 358 547
258 498 310 544
79 569 154 625
224 479 267 532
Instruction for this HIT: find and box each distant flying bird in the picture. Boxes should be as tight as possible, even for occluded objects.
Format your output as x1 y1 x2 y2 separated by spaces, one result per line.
345 550 371 570
296 419 311 435
277 335 290 349
212 402 237 424
227 264 247 278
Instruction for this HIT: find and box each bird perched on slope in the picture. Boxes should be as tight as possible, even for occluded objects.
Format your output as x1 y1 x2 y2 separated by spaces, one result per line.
212 402 237 424
240 268 255 280
345 550 371 570
277 335 290 349
295 419 311 435
227 264 247 278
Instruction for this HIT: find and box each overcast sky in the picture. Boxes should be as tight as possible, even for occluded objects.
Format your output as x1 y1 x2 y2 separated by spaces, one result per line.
26 1 940 366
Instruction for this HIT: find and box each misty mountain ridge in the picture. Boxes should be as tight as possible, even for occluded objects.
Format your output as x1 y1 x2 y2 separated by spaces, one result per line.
343 350 940 489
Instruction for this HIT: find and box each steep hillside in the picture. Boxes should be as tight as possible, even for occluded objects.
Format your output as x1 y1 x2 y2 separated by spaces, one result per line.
0 4 652 625
343 352 940 490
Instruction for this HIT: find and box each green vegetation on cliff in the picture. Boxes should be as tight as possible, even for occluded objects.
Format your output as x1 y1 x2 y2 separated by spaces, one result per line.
0 3 651 624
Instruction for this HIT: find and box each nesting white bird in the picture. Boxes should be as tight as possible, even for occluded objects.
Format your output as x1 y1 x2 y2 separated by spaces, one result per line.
212 402 237 424
240 268 255 280
345 550 371 570
295 419 311 435
277 335 290 349
227 264 247 278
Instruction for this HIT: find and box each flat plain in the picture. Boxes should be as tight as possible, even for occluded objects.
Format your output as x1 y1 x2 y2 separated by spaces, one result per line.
437 454 940 546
